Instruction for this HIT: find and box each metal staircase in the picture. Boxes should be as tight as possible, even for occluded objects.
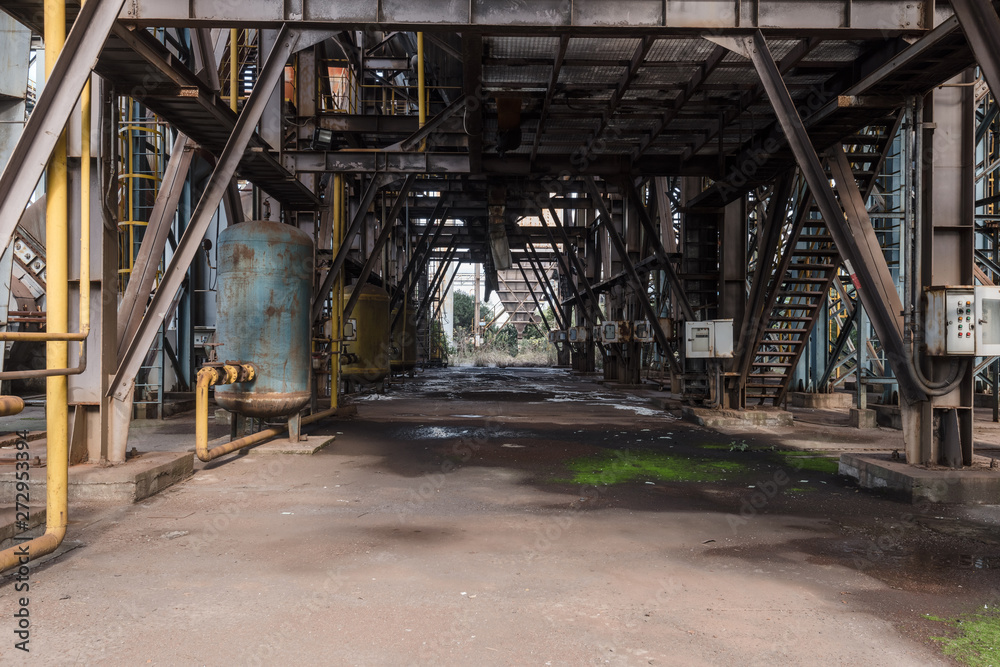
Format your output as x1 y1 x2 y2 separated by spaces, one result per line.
744 115 900 406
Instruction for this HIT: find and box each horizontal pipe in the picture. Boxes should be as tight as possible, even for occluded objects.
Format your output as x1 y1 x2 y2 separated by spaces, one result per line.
0 331 87 341
0 396 25 416
198 402 339 462
0 528 65 573
0 341 87 380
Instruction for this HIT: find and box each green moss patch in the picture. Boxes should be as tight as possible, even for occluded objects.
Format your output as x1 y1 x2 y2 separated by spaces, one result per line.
560 451 746 485
926 610 1000 667
770 451 840 475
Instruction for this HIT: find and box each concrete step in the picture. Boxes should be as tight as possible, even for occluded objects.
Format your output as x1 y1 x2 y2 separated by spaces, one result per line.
0 451 193 504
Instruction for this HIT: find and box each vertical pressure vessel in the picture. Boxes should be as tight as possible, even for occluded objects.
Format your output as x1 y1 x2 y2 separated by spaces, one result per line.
342 284 390 384
215 220 313 418
390 299 418 374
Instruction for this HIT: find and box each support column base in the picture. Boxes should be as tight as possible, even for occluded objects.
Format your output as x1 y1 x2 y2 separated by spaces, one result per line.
849 408 878 429
839 453 1000 503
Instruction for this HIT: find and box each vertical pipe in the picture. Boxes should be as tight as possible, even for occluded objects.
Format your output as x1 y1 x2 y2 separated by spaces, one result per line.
417 32 426 151
330 174 343 408
230 29 239 112
473 262 480 347
46 0 68 528
80 6 91 337
857 304 867 411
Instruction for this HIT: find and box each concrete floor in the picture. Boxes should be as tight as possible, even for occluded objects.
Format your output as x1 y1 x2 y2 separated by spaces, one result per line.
2 366 1000 665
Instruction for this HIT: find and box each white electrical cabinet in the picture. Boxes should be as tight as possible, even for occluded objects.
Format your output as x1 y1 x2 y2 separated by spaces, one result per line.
568 326 588 343
600 322 620 343
977 286 1000 356
925 287 976 355
684 319 734 359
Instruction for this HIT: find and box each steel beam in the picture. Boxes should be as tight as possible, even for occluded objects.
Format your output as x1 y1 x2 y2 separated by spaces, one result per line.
530 35 568 165
116 133 197 359
734 172 794 385
524 240 567 331
393 97 468 153
744 30 925 404
543 206 603 326
622 179 694 322
432 263 463 322
818 303 860 390
953 0 1000 109
110 24 306 401
0 0 126 255
284 150 470 174
584 177 676 363
541 207 633 367
343 174 416 320
311 174 386 322
122 0 932 32
389 200 448 314
515 259 552 333
414 241 458 327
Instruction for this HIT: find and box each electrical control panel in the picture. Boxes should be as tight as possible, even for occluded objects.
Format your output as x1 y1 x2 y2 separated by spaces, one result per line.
633 320 654 343
924 287 975 355
684 319 734 359
600 322 620 343
976 286 1000 357
568 326 588 343
547 330 567 344
344 319 358 342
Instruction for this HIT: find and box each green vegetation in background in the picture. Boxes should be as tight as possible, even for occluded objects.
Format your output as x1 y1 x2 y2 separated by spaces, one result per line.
926 610 1000 667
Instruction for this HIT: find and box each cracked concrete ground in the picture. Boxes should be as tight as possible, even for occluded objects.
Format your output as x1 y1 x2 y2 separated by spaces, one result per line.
1 366 998 665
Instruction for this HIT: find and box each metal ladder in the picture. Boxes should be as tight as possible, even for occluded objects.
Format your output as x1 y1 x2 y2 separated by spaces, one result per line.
744 117 899 406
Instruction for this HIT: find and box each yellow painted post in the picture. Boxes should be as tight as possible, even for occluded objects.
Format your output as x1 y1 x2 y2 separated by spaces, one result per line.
45 0 69 534
80 35 91 336
230 29 239 112
417 32 426 151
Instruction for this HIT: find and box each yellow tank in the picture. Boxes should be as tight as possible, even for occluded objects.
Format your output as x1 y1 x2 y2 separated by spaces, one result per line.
342 284 390 385
390 300 417 374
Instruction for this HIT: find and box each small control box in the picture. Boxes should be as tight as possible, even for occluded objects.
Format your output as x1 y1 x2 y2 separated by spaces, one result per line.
568 326 588 343
924 287 975 355
547 330 568 344
600 322 620 343
684 319 734 359
633 320 654 342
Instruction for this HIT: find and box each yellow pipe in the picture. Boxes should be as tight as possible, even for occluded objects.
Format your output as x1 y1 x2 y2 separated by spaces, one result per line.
0 0 69 574
0 396 25 416
196 364 254 461
80 44 91 337
417 32 426 151
0 0 93 343
0 331 88 341
196 364 342 462
230 29 239 112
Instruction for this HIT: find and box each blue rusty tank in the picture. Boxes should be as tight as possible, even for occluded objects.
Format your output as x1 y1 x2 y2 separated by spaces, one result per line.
215 220 313 418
